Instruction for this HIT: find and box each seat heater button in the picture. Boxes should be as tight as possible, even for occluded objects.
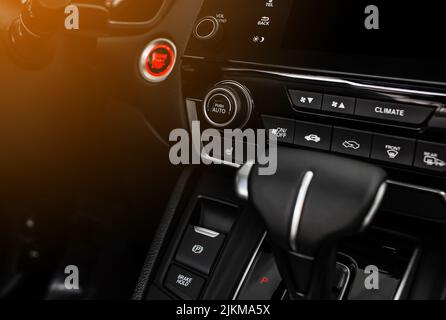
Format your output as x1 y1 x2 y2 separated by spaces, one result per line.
164 265 205 300
371 134 416 166
355 99 434 125
176 225 225 275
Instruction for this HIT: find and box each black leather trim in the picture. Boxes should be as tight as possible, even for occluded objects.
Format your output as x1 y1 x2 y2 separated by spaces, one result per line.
132 167 194 300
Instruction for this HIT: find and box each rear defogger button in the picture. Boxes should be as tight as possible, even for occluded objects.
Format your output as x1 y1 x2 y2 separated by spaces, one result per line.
355 99 434 125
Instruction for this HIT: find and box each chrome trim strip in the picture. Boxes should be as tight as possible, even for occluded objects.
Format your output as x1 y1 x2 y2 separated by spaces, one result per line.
393 247 420 300
201 153 241 168
289 250 314 261
281 262 350 300
290 171 314 252
232 232 267 300
222 80 254 129
226 60 446 87
19 15 41 39
182 55 205 60
223 67 446 98
235 160 255 200
337 262 351 300
193 226 220 238
387 180 446 201
361 182 388 230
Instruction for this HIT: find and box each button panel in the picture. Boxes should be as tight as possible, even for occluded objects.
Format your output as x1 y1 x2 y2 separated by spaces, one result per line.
263 115 446 173
288 89 435 127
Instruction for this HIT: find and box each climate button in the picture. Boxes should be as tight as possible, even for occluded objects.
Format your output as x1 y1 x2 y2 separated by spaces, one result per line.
355 99 434 125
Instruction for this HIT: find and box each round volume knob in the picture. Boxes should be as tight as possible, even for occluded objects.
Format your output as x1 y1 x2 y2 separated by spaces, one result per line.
203 81 253 128
193 16 222 42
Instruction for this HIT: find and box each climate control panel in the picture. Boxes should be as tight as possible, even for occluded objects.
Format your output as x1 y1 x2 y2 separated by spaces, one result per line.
182 55 446 181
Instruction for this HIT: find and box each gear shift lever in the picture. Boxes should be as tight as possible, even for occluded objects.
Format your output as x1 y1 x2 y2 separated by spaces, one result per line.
236 147 387 299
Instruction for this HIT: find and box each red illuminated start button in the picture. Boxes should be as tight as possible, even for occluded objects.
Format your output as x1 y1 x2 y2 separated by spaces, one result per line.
139 39 177 82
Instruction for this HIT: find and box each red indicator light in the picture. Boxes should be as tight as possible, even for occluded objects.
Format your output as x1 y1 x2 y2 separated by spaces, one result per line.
259 276 270 284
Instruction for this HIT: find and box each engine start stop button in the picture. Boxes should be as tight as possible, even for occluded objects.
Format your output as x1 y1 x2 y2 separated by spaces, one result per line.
139 38 177 83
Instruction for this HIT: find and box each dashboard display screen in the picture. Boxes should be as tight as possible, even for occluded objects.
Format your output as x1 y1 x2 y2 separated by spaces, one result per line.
282 1 444 61
187 0 446 82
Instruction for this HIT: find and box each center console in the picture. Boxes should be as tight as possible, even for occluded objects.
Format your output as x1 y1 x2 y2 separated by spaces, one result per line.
137 0 446 300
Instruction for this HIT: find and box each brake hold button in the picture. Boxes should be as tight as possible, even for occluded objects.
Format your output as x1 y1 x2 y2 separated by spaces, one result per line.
355 99 434 125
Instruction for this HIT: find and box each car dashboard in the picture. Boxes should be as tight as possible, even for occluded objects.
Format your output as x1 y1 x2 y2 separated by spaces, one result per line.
1 0 446 306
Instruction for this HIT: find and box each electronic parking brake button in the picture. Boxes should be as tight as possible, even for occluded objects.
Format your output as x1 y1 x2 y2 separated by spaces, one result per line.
165 265 205 300
355 99 434 125
176 225 225 275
